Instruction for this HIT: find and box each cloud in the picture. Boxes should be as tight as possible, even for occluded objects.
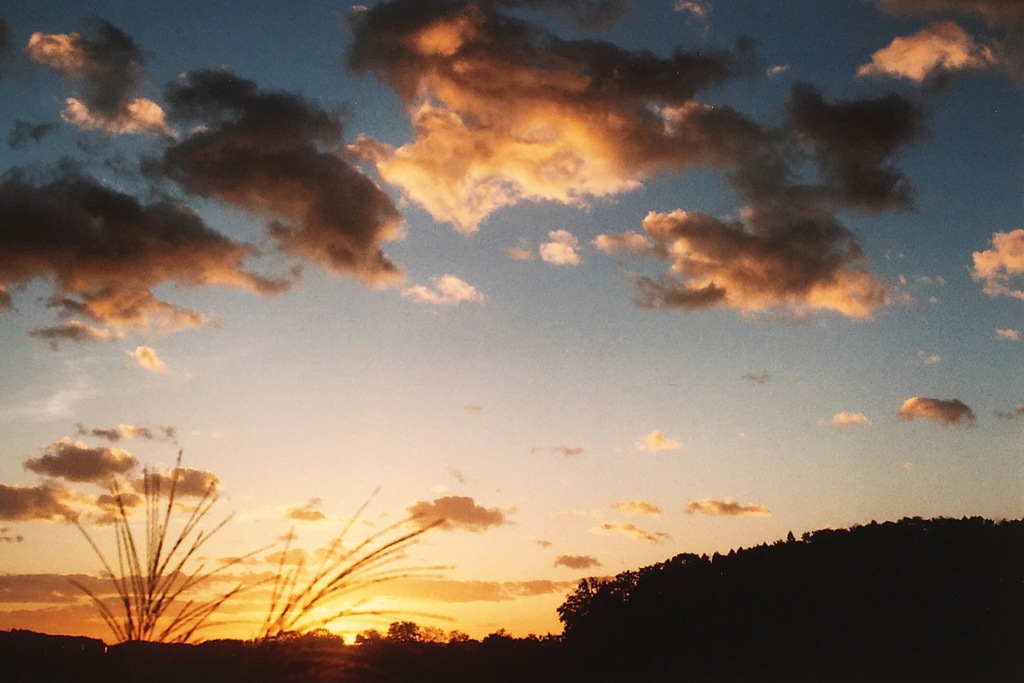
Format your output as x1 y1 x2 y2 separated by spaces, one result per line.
402 274 484 305
407 495 508 532
596 84 921 319
594 521 670 542
26 321 120 349
635 429 682 452
347 0 748 233
24 438 137 483
741 371 772 385
129 346 167 373
0 527 24 543
138 467 220 498
996 328 1020 341
539 230 582 266
858 21 997 83
286 497 326 522
75 423 177 442
826 411 872 427
25 19 171 135
161 67 403 286
554 554 601 570
610 500 662 516
264 548 312 567
7 120 60 148
917 350 941 364
973 229 1024 301
552 446 584 456
674 1 710 22
994 405 1024 420
872 0 1024 84
0 167 286 331
767 64 790 78
898 396 976 426
382 577 576 603
685 497 772 517
0 483 75 521
533 537 553 548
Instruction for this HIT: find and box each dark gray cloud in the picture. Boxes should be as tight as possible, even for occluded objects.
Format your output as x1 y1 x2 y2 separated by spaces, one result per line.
24 438 137 484
160 68 403 285
137 467 220 498
26 320 118 349
0 167 286 330
75 423 177 442
8 120 60 148
596 84 923 318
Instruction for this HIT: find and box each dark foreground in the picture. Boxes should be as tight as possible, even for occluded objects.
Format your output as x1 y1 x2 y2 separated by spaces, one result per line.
4 517 1021 682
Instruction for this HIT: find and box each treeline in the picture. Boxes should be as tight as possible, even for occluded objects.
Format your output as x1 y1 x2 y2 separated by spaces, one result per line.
558 516 1024 681
3 517 1021 681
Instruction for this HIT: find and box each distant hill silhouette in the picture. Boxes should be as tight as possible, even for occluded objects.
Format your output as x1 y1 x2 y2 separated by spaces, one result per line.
558 516 1023 681
2 517 1020 681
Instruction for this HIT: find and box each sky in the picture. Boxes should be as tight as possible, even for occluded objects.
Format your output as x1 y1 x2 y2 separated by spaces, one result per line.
0 0 1022 642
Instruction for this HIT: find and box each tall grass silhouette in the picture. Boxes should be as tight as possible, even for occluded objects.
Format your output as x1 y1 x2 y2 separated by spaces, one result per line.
70 451 260 643
259 493 444 639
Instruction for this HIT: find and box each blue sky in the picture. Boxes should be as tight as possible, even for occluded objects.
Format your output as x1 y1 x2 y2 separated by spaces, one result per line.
0 0 1021 640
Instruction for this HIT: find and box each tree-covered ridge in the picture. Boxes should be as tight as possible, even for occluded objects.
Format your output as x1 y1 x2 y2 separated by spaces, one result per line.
558 516 1023 681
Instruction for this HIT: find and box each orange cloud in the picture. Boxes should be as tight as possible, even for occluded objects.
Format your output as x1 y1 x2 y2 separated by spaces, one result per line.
635 429 682 452
402 274 484 305
347 0 747 232
973 229 1024 301
610 500 662 516
130 346 168 374
594 521 670 543
685 497 771 517
286 498 327 523
898 397 976 426
828 412 872 427
858 21 996 82
137 467 220 498
25 20 172 136
539 230 582 266
407 495 508 532
996 328 1020 341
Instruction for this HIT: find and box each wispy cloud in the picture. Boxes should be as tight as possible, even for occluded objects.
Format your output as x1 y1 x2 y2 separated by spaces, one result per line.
685 497 771 517
552 446 584 457
26 321 121 349
286 497 326 522
994 405 1024 420
402 274 484 305
741 371 772 385
610 500 662 516
635 429 682 452
594 521 670 542
75 423 177 443
407 495 508 532
898 396 976 426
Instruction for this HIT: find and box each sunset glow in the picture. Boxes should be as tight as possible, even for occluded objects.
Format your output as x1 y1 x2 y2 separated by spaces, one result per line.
0 0 1021 644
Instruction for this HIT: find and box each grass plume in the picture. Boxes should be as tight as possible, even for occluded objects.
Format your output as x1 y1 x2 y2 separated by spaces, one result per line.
259 492 444 639
70 450 261 643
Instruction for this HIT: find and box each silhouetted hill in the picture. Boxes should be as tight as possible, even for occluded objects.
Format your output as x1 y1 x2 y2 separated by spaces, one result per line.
2 517 1020 681
558 516 1024 681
